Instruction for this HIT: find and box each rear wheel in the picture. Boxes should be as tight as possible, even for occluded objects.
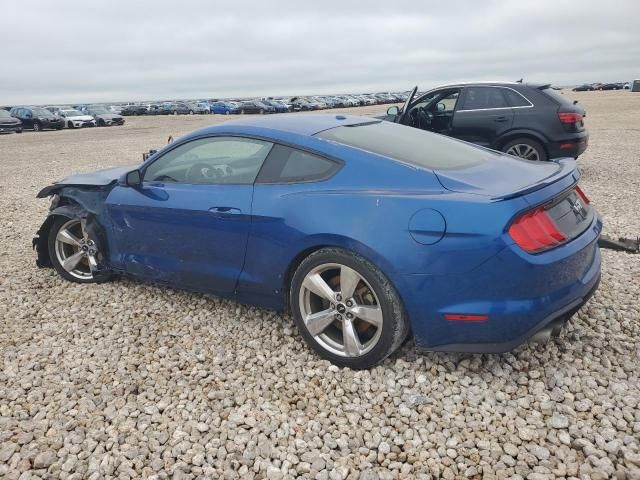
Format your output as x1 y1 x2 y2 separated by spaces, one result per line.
32 122 41 132
501 138 547 162
47 216 110 284
290 248 408 369
67 121 74 129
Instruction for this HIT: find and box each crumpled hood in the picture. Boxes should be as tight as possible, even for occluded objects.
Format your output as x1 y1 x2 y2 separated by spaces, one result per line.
57 164 138 186
37 164 140 198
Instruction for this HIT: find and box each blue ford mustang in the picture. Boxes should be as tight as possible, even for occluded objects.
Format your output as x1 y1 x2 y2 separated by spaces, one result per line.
34 114 602 369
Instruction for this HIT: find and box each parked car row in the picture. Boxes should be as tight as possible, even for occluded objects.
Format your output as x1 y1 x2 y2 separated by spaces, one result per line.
0 104 125 133
572 82 630 91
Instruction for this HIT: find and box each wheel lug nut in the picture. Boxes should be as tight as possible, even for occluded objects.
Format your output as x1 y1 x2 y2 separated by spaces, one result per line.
336 294 342 302
330 303 335 309
346 300 353 307
335 314 342 320
346 313 353 319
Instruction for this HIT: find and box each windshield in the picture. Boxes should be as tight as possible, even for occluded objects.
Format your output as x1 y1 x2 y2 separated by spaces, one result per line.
89 106 108 114
32 107 53 117
62 110 83 116
316 120 499 170
0 110 11 118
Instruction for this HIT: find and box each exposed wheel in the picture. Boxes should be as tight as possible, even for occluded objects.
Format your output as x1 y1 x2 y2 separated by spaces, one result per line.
225 111 230 115
290 248 408 369
98 119 106 127
501 138 547 161
47 216 110 284
33 122 41 132
259 109 265 114
67 121 75 129
189 110 194 115
240 109 245 115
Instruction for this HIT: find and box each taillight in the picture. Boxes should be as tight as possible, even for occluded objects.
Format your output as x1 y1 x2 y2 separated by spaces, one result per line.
508 207 567 253
558 112 583 124
575 185 590 204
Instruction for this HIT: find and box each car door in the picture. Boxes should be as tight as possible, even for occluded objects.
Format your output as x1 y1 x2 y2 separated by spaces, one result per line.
104 135 274 293
450 86 514 148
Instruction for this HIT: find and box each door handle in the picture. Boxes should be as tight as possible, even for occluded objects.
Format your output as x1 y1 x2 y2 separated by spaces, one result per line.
208 207 242 215
494 116 509 122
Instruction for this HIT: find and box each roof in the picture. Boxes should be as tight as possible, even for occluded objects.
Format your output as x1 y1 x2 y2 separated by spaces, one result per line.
428 81 551 90
197 113 375 137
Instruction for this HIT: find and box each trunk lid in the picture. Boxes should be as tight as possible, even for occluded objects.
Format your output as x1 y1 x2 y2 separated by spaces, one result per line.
434 156 577 200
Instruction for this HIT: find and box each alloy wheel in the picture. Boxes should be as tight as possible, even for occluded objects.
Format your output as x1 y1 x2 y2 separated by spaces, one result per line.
54 218 97 280
506 143 540 161
299 263 383 358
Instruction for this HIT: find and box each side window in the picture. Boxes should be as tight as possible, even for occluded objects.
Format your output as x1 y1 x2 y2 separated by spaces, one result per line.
437 92 459 113
257 145 340 183
143 137 273 185
503 88 532 107
461 87 508 110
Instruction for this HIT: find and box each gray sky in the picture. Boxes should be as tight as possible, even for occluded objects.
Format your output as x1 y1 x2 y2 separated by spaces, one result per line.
1 0 639 105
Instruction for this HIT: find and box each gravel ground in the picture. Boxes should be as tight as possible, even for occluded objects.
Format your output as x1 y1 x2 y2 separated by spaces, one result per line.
0 92 639 479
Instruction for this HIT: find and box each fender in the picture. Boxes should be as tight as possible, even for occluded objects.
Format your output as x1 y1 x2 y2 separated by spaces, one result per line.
494 128 549 150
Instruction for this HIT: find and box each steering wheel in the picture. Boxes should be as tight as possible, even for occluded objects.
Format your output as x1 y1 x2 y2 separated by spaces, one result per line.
412 106 433 130
186 162 226 183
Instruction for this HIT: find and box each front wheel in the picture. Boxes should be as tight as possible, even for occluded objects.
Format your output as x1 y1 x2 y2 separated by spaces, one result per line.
47 216 111 284
290 248 408 369
32 122 41 132
501 138 547 162
67 121 75 129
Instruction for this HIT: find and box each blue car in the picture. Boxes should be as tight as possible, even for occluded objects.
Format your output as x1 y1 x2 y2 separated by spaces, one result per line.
209 101 240 115
34 115 601 369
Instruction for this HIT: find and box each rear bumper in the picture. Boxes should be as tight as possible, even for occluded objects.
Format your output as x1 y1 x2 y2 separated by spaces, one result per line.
548 132 589 159
403 214 602 352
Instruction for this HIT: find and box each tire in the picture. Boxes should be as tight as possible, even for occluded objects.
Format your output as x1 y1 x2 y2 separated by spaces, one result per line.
501 137 548 162
67 121 74 129
290 248 409 369
47 216 111 284
98 119 106 127
32 122 41 132
16 129 23 134
189 110 194 115
259 109 265 115
240 109 245 115
225 111 230 115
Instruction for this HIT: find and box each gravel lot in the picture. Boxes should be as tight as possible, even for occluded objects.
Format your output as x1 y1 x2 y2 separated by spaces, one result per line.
1 92 639 479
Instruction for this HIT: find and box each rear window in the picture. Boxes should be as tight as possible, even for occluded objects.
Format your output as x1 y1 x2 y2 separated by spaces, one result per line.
540 87 573 105
503 88 532 107
316 121 501 170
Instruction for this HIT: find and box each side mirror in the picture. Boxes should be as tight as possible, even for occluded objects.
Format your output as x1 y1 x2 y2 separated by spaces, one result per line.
436 102 446 112
125 169 142 187
387 105 399 116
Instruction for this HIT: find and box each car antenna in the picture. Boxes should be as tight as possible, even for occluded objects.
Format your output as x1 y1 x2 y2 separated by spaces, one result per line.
516 78 523 83
167 136 174 144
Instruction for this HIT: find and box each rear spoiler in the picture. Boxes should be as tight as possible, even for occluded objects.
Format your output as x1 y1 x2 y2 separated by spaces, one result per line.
492 158 578 200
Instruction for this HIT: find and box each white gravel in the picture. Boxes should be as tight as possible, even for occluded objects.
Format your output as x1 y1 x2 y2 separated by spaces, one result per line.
1 94 639 479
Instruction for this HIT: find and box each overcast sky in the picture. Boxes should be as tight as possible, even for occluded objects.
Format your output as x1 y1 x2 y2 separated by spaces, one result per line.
1 0 639 105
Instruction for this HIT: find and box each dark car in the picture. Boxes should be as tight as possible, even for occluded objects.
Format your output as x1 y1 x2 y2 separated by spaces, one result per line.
600 83 623 91
120 104 147 116
0 108 22 133
238 100 275 114
10 106 64 131
290 98 316 111
84 105 125 126
386 82 588 161
33 115 601 369
161 103 191 115
261 100 289 113
572 84 594 92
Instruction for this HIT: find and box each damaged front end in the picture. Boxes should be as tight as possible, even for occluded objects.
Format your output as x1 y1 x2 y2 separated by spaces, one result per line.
33 166 135 272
